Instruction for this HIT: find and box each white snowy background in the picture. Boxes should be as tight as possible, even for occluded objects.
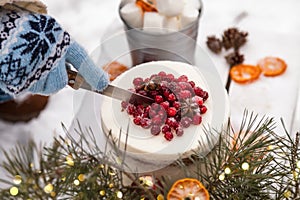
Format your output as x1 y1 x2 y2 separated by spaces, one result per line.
0 0 300 187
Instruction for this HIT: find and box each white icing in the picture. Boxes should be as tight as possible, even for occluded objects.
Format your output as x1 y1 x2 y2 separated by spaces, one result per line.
100 61 214 163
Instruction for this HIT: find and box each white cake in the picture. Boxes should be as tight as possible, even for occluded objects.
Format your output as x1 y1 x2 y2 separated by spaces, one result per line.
100 61 226 172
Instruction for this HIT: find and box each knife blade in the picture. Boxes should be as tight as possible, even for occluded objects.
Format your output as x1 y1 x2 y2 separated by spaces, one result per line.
66 65 154 105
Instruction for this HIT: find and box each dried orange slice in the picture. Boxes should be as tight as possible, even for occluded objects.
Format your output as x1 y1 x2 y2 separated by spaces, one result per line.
167 178 209 200
136 0 157 12
230 64 261 84
257 57 287 77
102 61 128 81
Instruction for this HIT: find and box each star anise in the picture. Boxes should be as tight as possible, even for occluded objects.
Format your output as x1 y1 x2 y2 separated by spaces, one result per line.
180 98 199 117
206 35 223 54
143 76 161 91
222 27 248 50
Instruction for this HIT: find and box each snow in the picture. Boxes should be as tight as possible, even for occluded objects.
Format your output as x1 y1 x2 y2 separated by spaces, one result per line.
0 0 300 188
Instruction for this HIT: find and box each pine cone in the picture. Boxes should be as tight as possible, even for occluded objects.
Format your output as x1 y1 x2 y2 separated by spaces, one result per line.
225 51 244 66
222 28 248 50
206 35 223 54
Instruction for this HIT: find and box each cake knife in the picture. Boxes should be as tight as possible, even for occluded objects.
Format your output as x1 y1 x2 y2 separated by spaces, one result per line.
66 66 154 105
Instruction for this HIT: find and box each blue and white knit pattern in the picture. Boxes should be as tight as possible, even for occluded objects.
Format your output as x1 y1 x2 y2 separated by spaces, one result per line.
0 8 109 102
0 8 70 95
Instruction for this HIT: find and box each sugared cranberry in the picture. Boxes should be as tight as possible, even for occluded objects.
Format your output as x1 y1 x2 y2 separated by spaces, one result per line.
178 82 188 90
200 105 207 114
158 71 167 77
167 107 177 117
152 115 163 125
149 109 157 118
177 75 188 82
166 73 175 80
145 105 151 113
161 125 171 133
193 96 203 106
192 113 202 125
180 90 192 99
164 131 174 141
141 118 152 129
180 117 192 128
155 95 164 103
163 89 171 98
158 110 167 122
136 105 144 115
166 117 179 129
189 81 195 88
121 101 128 110
160 101 170 110
151 125 161 136
202 91 209 101
194 86 204 96
175 126 184 136
151 103 161 111
133 116 142 125
133 77 144 87
122 71 209 142
172 101 181 109
167 93 176 102
126 104 136 115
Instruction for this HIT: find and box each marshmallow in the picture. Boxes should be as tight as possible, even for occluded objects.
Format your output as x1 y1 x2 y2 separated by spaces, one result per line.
156 0 185 17
180 5 199 28
120 2 143 28
143 12 165 33
164 16 180 32
184 0 201 10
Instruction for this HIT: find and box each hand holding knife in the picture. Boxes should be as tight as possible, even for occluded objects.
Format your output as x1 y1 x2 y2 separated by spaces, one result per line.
66 63 154 106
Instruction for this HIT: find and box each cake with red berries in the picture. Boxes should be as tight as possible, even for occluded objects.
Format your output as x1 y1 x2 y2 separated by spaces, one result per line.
101 61 218 171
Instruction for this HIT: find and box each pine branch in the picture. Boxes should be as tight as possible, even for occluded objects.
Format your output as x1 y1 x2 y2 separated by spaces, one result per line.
0 111 299 199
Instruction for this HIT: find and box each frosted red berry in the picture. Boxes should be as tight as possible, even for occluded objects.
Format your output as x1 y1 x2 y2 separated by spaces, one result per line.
175 126 184 136
164 131 174 141
167 93 176 102
200 106 207 114
160 101 170 110
155 95 164 103
151 125 161 136
167 107 177 117
133 77 144 86
121 71 209 141
192 113 202 125
162 125 171 133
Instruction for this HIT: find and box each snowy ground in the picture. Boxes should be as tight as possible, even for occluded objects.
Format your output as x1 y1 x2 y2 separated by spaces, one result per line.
0 0 300 189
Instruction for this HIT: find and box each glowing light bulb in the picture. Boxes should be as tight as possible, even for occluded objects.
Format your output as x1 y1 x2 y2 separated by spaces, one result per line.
116 191 123 198
242 162 250 171
219 173 225 181
78 174 85 182
10 187 19 196
224 167 231 175
297 160 300 169
44 184 54 194
13 175 22 185
74 179 80 186
99 190 106 196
